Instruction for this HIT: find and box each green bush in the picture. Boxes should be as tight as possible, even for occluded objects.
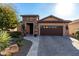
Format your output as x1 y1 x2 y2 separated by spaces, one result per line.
9 31 21 38
75 31 79 40
0 31 11 51
11 38 24 47
16 39 24 47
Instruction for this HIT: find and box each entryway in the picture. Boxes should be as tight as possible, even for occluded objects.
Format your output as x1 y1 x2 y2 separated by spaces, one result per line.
27 23 33 35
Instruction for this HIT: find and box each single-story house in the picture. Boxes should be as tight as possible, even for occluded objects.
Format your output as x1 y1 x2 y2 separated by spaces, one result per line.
68 19 79 35
20 15 71 36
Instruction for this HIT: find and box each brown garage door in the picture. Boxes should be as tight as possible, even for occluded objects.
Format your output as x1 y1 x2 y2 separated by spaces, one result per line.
40 25 63 36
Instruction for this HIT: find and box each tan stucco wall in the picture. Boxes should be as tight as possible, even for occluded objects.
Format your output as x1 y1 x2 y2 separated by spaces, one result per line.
68 22 79 35
42 17 62 21
38 23 69 36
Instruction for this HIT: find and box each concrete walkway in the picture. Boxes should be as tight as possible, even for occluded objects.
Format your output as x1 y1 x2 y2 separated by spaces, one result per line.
24 36 39 56
24 36 79 56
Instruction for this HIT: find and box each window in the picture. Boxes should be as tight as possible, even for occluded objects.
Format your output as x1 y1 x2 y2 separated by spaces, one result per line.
40 25 63 29
40 26 43 28
26 17 30 21
48 26 57 28
46 26 48 28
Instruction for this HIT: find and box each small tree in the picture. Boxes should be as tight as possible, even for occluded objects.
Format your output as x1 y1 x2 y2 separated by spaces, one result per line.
21 24 25 36
0 4 18 30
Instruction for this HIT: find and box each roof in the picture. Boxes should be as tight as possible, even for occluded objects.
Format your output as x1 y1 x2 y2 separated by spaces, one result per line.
69 19 79 24
38 15 71 23
38 20 71 23
20 15 39 17
40 15 64 20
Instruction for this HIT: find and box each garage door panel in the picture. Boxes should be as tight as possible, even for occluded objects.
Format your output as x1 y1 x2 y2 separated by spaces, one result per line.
40 26 63 36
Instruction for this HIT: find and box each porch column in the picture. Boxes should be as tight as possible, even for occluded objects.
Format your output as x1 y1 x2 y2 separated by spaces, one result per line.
63 25 66 36
24 22 27 34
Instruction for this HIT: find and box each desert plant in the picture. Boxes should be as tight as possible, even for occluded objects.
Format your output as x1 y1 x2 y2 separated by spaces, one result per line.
10 38 24 47
75 31 79 40
9 31 21 38
15 38 24 47
21 24 26 36
0 31 11 51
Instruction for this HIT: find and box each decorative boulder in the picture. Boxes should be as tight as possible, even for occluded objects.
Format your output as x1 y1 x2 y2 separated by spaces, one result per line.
8 44 19 53
0 44 19 56
0 48 12 56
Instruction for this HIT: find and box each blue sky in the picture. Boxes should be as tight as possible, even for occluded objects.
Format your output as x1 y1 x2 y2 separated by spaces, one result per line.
13 3 79 21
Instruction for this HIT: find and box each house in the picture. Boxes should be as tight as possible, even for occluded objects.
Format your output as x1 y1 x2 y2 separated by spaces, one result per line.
68 19 79 35
20 15 71 36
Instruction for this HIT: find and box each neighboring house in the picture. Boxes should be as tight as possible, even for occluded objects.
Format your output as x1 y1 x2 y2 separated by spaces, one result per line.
68 19 79 35
20 15 71 36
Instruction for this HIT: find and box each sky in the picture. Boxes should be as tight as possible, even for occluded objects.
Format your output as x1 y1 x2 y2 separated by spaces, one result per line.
13 3 79 21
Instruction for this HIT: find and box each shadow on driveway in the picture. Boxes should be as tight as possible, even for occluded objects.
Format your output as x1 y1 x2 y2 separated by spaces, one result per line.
38 36 79 56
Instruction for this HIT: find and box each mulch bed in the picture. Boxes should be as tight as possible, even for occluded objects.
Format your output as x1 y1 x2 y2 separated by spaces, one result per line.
12 39 32 56
0 39 32 56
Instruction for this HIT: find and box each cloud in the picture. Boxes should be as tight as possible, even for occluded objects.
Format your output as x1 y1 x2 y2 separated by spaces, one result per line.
55 3 75 16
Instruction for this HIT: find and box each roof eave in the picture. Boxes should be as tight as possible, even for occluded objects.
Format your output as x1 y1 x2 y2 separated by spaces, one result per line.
20 15 39 17
38 21 71 23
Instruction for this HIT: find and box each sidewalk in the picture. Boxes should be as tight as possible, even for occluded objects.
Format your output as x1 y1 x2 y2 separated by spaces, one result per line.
70 37 79 50
24 36 39 56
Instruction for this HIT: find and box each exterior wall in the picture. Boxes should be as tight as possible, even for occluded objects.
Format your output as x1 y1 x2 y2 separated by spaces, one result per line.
42 17 61 21
22 16 39 35
68 22 79 35
17 24 23 33
38 23 69 36
21 15 69 36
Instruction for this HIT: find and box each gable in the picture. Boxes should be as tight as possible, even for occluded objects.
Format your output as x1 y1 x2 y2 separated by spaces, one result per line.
38 15 71 23
40 15 64 21
42 17 60 21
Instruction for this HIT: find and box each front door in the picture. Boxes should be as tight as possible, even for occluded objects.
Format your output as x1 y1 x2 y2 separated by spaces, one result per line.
27 23 33 35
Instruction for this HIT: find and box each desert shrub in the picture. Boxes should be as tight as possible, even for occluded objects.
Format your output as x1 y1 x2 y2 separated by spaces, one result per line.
9 31 21 38
0 31 11 51
10 38 24 47
16 39 25 47
75 31 79 40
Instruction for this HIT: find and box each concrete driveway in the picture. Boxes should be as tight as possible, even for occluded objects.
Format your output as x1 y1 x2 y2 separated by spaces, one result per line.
24 36 79 56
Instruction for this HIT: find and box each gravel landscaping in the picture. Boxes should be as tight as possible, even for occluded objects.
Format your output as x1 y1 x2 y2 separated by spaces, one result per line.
12 39 32 56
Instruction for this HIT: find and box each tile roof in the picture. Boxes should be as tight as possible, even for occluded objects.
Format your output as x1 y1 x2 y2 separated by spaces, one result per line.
38 15 71 23
20 15 39 17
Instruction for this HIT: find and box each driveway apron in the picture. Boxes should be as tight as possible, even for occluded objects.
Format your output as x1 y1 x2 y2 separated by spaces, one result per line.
38 36 79 56
24 36 79 56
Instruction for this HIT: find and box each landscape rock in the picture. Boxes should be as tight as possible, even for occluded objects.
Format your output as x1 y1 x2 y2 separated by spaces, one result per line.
0 44 19 56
